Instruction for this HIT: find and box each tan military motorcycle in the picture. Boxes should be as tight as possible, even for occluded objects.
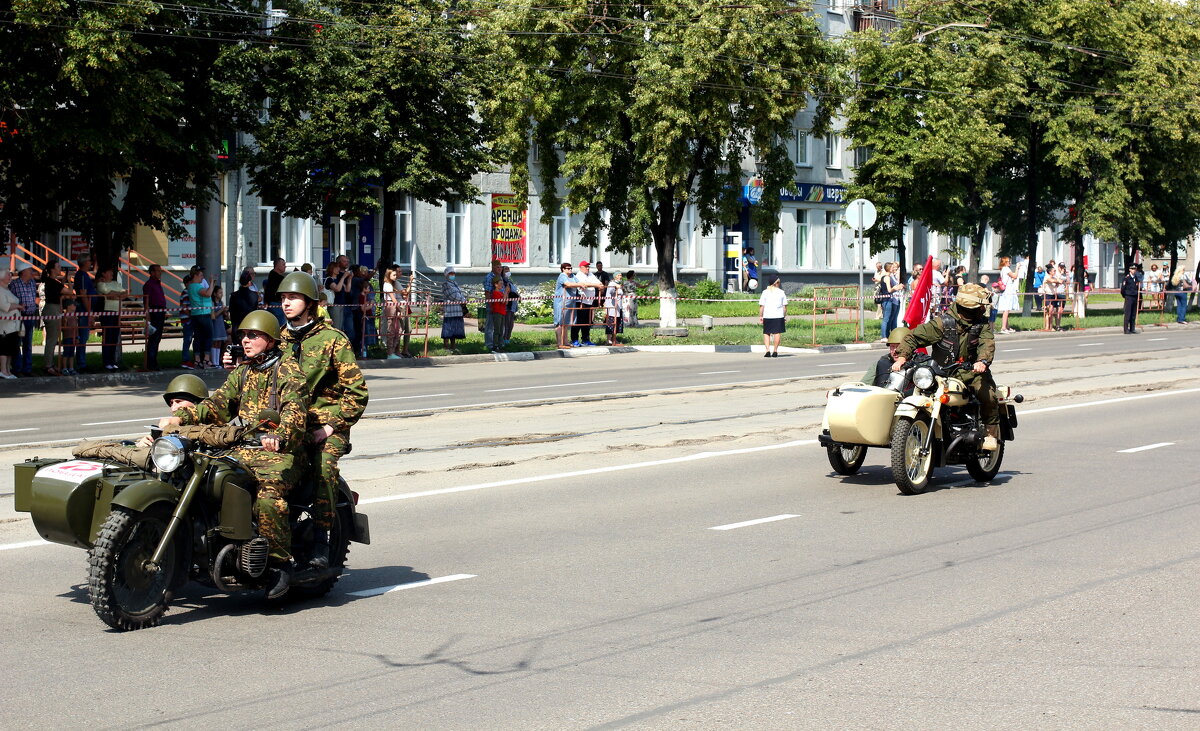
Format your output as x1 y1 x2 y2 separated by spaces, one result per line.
818 359 1022 494
12 412 370 631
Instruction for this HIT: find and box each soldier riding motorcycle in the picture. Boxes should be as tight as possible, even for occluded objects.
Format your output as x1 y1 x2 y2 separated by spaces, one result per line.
12 313 370 631
819 284 1022 494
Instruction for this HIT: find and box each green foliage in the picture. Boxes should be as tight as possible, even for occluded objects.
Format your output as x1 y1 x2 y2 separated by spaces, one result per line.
481 0 846 288
692 279 724 301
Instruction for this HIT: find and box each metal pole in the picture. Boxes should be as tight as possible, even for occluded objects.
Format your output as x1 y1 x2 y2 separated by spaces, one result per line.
856 200 865 341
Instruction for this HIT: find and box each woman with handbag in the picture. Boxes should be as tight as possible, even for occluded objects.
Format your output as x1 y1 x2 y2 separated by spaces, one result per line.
440 266 466 353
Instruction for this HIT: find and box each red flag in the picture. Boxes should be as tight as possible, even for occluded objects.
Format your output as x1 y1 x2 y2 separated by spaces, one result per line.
902 255 935 328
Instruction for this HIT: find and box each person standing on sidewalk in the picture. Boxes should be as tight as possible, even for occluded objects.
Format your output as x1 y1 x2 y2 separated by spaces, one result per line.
95 267 127 370
39 261 66 375
1121 264 1140 334
758 276 787 357
572 261 601 346
143 264 166 371
879 261 903 341
72 254 97 373
0 269 21 378
264 257 288 328
502 266 519 346
1171 266 1195 324
483 259 505 351
10 262 38 376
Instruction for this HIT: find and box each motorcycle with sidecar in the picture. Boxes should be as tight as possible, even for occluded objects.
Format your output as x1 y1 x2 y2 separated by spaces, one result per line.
12 412 370 630
818 359 1022 494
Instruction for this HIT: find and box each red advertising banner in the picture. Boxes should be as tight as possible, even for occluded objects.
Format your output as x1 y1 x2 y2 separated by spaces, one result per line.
491 194 527 264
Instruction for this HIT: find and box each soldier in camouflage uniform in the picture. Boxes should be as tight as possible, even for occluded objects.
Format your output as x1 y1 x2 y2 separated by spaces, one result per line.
74 374 209 470
162 311 309 598
275 271 369 568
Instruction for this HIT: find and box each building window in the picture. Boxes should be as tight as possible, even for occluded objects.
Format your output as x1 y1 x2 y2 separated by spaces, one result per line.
825 210 841 268
549 207 570 266
677 204 696 268
445 201 467 265
795 209 810 268
395 196 413 265
633 241 655 266
854 145 872 169
825 133 841 169
258 207 311 264
794 129 810 167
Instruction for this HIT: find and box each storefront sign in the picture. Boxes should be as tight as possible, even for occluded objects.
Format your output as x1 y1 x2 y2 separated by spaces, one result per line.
743 180 846 206
168 204 197 268
490 194 527 263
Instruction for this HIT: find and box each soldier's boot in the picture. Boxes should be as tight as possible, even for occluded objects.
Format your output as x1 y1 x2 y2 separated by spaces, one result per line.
266 560 293 600
309 530 330 570
982 425 1000 452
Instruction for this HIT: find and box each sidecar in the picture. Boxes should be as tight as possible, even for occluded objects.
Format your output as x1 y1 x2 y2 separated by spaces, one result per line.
817 383 902 474
13 457 152 549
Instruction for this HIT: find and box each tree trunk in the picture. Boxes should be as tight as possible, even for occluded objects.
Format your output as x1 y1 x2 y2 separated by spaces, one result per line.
969 217 986 281
1022 131 1040 316
894 213 907 283
651 190 682 328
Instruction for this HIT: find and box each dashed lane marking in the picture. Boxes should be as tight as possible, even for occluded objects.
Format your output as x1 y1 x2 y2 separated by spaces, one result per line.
709 514 800 531
1118 442 1175 454
485 380 617 393
372 393 453 402
347 574 477 597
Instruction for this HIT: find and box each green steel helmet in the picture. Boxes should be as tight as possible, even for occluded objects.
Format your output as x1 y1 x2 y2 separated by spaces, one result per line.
163 374 208 406
277 271 318 301
886 326 911 345
237 310 281 341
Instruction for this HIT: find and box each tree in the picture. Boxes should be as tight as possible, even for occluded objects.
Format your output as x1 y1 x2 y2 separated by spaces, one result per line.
482 0 844 325
242 0 494 274
0 0 258 270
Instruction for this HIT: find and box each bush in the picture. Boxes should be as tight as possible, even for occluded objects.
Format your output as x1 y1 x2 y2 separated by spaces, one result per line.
692 278 724 301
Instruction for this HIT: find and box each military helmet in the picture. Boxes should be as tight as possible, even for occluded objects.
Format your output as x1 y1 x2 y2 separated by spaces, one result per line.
277 271 318 301
886 326 911 345
163 374 208 406
955 283 992 310
237 310 281 341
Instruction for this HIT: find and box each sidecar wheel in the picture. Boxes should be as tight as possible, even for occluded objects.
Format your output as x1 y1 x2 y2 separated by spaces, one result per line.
87 506 176 631
890 417 932 495
966 439 1005 482
826 444 867 475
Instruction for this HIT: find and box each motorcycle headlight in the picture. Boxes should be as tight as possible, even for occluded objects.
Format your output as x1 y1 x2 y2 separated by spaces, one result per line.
912 367 935 391
151 435 186 473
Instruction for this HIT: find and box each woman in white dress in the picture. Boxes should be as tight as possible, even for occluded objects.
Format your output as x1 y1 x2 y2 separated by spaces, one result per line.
996 256 1021 333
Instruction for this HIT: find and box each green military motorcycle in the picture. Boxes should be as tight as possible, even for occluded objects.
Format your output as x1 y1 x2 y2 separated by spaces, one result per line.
13 412 370 631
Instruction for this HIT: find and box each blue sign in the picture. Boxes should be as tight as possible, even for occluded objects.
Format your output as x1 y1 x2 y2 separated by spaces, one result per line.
742 180 847 205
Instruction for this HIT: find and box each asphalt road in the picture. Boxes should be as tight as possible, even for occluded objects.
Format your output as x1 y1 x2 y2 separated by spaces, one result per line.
1 326 1198 728
1 325 1198 449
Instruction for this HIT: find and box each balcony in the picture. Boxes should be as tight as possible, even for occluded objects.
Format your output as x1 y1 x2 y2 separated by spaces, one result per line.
853 0 902 34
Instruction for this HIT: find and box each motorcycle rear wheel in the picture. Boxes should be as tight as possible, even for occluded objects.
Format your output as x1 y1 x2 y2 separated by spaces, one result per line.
826 444 867 475
87 506 177 631
966 440 1005 482
890 417 932 495
288 505 352 600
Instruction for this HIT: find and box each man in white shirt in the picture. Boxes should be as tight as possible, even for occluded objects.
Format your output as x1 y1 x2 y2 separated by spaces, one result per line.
571 260 603 346
930 259 946 311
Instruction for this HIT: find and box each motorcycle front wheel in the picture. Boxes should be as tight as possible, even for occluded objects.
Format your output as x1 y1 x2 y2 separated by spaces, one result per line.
87 506 177 631
966 439 1005 482
826 444 867 475
890 417 933 495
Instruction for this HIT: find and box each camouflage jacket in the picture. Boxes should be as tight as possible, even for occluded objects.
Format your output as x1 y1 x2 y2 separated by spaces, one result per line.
899 304 996 368
279 316 368 433
176 352 308 453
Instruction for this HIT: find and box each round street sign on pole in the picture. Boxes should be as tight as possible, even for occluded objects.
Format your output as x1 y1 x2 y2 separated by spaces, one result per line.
845 198 877 232
845 198 877 342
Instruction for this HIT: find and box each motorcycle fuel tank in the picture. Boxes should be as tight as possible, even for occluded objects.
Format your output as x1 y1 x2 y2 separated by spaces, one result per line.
826 386 901 446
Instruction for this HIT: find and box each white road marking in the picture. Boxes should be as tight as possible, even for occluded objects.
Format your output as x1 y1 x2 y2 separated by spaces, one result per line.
0 539 51 551
1118 442 1175 454
360 439 818 504
347 574 476 597
1149 337 1168 341
0 432 141 449
709 514 800 531
1021 387 1200 416
485 380 616 393
822 362 855 367
0 428 38 434
371 393 453 402
1002 348 1032 353
698 370 740 375
80 417 158 426
1077 342 1103 347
